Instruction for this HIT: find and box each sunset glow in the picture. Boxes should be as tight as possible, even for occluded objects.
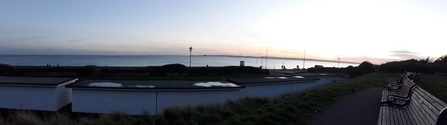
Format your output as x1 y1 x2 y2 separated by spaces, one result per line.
1 0 446 64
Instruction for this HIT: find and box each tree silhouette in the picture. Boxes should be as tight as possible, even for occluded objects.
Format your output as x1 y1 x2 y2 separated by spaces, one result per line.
435 55 447 66
346 61 375 78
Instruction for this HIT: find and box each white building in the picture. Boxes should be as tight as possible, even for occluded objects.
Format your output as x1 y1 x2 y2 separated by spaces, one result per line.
67 80 243 115
0 76 77 111
225 76 320 98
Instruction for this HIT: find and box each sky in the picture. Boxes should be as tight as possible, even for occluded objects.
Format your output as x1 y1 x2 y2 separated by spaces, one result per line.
1 0 447 64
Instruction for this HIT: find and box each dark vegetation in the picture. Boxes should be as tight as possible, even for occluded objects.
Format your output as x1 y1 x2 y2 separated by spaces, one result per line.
307 61 376 78
346 61 376 78
0 64 268 78
310 54 447 78
379 55 447 74
0 73 395 125
306 67 346 74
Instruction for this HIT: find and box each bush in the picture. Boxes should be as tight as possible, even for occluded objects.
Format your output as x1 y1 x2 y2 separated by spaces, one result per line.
77 65 98 76
379 59 447 74
160 64 187 73
307 67 346 73
0 64 19 76
346 61 375 78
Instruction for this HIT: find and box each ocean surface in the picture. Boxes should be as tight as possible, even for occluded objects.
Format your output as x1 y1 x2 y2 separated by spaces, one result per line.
0 55 358 69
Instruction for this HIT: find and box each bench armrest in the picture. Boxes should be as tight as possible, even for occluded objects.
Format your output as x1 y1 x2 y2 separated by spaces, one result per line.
380 97 411 108
436 108 447 125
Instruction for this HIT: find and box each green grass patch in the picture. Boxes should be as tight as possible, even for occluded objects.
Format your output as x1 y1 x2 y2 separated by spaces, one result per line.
0 73 397 125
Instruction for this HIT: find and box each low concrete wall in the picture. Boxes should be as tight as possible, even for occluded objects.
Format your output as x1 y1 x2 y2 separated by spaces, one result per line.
156 89 240 114
71 89 157 115
72 89 241 115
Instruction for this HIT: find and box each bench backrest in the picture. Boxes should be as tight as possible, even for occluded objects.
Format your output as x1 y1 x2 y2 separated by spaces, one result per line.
397 77 416 97
403 71 421 82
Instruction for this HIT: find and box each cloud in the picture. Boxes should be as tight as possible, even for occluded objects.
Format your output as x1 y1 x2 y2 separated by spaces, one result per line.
66 39 84 43
389 50 422 59
0 36 47 43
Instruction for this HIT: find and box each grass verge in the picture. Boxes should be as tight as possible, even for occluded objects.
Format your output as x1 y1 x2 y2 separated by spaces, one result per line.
0 73 396 125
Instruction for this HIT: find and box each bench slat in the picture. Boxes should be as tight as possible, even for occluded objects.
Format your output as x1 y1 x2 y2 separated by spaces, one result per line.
390 106 395 125
409 100 430 125
413 90 439 122
410 92 436 125
396 108 408 125
401 107 414 125
407 101 422 125
378 106 385 125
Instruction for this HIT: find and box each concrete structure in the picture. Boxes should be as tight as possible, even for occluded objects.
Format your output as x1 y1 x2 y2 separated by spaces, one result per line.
67 80 243 115
0 76 77 111
225 76 320 98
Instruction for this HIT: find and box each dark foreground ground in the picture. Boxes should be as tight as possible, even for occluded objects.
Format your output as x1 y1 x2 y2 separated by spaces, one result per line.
307 88 383 125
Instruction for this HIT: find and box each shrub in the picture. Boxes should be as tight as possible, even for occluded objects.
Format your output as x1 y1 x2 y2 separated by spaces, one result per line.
346 61 375 78
379 59 447 74
307 67 347 73
77 65 98 76
0 64 19 76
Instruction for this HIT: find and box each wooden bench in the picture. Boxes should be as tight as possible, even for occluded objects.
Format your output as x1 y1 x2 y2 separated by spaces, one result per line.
378 84 447 125
385 71 418 90
381 77 418 106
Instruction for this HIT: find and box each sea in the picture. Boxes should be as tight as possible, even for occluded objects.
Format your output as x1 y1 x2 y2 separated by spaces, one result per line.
0 55 358 69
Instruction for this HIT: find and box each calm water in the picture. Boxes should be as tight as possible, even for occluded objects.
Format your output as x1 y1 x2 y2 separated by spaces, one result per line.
0 55 358 69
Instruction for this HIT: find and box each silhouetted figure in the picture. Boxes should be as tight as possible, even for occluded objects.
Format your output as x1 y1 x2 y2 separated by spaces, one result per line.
57 63 59 66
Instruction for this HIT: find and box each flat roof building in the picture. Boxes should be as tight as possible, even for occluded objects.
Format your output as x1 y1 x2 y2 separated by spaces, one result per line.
67 80 243 115
0 76 77 111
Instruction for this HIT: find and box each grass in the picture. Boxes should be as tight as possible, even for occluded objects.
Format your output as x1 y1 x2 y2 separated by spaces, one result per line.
0 73 397 125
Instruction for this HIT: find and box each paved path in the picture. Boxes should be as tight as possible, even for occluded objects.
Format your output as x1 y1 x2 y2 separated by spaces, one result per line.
307 87 383 125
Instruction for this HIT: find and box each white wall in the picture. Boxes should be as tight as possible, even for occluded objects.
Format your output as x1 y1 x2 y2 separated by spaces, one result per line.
55 85 72 110
0 86 56 111
71 89 157 115
156 89 240 114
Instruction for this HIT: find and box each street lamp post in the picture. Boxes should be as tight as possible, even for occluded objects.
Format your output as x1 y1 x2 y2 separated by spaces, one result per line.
337 57 341 68
303 50 306 69
265 49 268 69
189 46 192 67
